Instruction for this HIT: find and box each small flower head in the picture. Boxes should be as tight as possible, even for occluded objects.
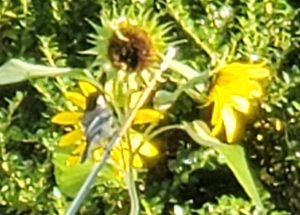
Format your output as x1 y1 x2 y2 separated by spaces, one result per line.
85 6 172 72
209 62 270 143
52 81 161 176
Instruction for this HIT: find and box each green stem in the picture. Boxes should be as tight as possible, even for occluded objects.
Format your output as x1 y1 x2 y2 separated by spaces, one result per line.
147 124 184 141
125 169 139 215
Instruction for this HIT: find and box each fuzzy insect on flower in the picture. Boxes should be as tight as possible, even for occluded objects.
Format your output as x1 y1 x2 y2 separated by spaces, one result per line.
51 81 161 173
209 62 270 143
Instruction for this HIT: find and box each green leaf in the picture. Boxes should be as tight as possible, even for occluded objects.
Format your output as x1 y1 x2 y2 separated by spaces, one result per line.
182 121 223 148
169 60 209 100
183 120 264 209
0 59 78 85
153 90 176 111
53 148 120 198
215 144 263 209
169 60 209 81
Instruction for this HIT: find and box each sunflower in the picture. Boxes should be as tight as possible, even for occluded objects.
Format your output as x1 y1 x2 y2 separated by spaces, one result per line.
51 81 161 172
209 62 270 143
83 5 172 73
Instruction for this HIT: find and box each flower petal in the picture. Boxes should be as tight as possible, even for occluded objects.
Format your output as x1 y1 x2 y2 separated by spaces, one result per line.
221 104 237 143
246 67 270 79
66 155 80 167
58 129 84 147
129 91 142 109
111 149 129 169
132 154 143 168
211 119 223 137
92 148 104 162
248 81 263 98
72 142 86 155
133 109 163 124
79 81 98 97
219 62 270 80
230 95 250 114
128 130 159 157
51 112 83 125
210 87 224 125
128 130 144 150
138 140 158 157
65 92 86 109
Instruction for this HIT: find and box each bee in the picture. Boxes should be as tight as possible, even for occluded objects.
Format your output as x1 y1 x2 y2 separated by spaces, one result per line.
80 92 115 163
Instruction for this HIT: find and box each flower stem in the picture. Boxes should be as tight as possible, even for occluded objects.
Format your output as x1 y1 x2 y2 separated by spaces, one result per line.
147 124 184 141
125 169 139 215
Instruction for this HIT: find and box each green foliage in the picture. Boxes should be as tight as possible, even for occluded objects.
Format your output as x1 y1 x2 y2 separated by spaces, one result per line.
1 0 299 214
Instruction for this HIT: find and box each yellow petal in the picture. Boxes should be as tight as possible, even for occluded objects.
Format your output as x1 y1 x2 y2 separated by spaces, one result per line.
66 155 80 167
92 148 104 162
246 67 270 80
210 87 223 125
104 80 114 102
220 62 270 80
116 149 143 169
133 109 163 125
111 149 129 169
65 92 86 109
230 95 250 114
128 130 158 157
51 112 83 125
221 104 237 143
58 128 83 147
72 142 86 155
138 140 158 157
128 130 144 150
211 119 223 137
79 81 98 97
132 154 143 168
219 63 249 76
129 91 142 109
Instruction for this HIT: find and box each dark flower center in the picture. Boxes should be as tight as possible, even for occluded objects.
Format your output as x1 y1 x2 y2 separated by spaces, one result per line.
108 26 155 72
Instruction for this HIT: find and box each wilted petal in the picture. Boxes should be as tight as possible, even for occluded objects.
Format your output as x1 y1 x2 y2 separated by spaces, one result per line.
51 112 83 125
65 92 86 109
221 105 237 143
230 95 250 114
58 129 83 147
133 109 163 124
79 81 98 97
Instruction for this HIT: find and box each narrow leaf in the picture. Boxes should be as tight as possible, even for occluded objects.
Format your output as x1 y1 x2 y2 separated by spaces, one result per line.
0 59 77 85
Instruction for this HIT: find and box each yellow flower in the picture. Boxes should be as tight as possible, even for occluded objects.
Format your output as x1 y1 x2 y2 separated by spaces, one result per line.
209 62 270 143
52 81 161 171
